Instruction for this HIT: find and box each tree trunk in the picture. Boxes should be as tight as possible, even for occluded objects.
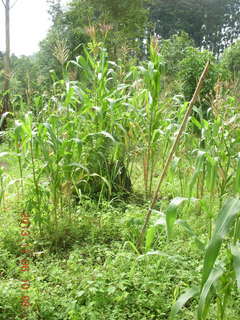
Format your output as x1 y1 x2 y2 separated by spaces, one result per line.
1 0 11 129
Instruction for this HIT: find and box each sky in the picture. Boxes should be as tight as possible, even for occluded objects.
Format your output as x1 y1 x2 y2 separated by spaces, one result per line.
0 0 66 56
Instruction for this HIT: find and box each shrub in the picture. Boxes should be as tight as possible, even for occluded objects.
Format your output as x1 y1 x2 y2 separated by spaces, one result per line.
221 40 240 79
159 31 195 76
178 47 219 122
178 47 217 101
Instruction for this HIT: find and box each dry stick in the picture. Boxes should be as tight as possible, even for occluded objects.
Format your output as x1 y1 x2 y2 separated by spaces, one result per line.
137 60 210 250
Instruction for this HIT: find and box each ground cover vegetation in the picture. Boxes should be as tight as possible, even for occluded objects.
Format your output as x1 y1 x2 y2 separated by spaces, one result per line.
0 0 240 319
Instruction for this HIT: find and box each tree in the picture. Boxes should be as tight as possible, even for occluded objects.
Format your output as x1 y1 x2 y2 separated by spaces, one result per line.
10 54 40 103
87 0 150 57
0 51 4 91
149 0 240 55
1 0 20 129
221 39 240 78
1 0 11 120
38 0 150 77
222 0 240 49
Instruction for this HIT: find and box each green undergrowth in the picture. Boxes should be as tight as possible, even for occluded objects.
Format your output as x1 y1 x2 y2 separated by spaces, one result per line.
0 191 240 319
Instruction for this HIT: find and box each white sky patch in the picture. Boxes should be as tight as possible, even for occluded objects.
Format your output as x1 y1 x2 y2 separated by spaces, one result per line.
0 0 60 56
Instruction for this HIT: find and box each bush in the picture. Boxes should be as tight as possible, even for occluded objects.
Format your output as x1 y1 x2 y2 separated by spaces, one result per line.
221 40 240 79
159 32 195 76
178 47 217 101
178 47 219 122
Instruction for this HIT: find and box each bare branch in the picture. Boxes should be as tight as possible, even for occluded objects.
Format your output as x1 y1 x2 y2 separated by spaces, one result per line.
10 0 20 9
1 0 6 8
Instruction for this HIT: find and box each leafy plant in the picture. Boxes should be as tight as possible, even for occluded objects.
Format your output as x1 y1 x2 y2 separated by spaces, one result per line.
221 40 240 79
170 198 240 320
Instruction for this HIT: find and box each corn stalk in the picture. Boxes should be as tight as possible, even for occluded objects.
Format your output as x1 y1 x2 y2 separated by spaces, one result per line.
137 61 210 250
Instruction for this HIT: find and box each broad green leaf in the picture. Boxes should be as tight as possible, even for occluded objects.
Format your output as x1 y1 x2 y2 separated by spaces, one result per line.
23 112 33 136
201 198 240 287
154 212 166 226
83 47 95 69
169 286 199 320
0 112 12 129
145 226 156 251
231 244 240 290
206 156 218 194
64 87 74 107
191 116 202 129
138 250 182 262
0 152 11 158
188 151 205 197
198 265 224 320
235 157 240 193
86 131 116 142
166 197 188 240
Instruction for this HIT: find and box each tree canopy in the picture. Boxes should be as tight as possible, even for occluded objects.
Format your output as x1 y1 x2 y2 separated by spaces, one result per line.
149 0 240 54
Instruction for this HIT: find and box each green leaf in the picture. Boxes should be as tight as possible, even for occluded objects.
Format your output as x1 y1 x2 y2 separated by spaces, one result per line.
66 163 89 173
234 157 240 193
206 156 218 194
99 131 116 142
201 198 240 287
86 131 116 142
138 250 182 262
0 152 11 158
191 116 202 129
90 173 111 195
64 86 75 106
177 219 205 250
123 241 139 255
198 265 224 320
145 226 156 251
166 197 188 240
0 112 12 129
169 286 199 320
231 244 240 290
188 151 205 197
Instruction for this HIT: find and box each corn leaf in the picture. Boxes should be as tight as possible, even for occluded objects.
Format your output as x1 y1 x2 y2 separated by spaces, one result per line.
206 156 218 194
188 151 205 197
166 197 188 240
198 265 224 320
231 244 240 290
235 157 240 193
145 226 156 251
90 173 111 195
169 286 199 320
177 219 205 250
201 198 240 287
0 112 11 129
